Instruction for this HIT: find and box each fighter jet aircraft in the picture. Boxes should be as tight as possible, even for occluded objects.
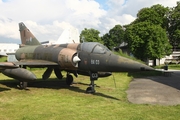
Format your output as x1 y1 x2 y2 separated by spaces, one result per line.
0 22 154 93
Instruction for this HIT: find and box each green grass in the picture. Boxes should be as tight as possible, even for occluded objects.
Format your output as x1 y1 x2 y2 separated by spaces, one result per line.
154 64 180 70
0 69 180 120
0 56 7 62
168 64 180 70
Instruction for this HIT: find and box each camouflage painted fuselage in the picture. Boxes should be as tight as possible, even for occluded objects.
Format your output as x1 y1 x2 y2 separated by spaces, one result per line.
15 42 154 73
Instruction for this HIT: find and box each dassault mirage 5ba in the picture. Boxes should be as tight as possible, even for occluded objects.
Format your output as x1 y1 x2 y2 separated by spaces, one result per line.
0 22 154 93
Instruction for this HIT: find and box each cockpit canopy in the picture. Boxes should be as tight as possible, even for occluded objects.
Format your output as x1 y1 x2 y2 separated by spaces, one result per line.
80 42 111 54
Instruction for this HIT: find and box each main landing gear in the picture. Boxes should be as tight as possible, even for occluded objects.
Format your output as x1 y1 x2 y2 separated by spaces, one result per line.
18 82 28 89
66 71 78 86
18 65 28 89
86 72 98 94
66 73 73 86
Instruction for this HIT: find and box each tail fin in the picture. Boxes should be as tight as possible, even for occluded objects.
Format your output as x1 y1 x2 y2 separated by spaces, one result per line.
19 22 40 45
55 27 80 44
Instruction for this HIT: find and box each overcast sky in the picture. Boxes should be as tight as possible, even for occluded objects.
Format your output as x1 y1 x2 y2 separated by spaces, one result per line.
0 0 179 44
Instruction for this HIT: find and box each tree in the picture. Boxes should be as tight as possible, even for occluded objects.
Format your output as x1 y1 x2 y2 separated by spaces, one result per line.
168 1 180 50
101 25 125 49
124 4 172 61
101 33 110 48
80 28 102 43
125 22 172 61
134 4 169 29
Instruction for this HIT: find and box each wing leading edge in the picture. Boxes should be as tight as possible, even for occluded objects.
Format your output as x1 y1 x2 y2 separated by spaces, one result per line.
13 60 58 66
0 62 18 71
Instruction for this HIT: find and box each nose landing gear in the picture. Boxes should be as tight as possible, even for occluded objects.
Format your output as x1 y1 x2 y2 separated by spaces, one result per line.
86 72 98 94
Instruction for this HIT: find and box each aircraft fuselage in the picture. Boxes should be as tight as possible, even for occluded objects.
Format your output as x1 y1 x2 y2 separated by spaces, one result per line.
15 42 154 73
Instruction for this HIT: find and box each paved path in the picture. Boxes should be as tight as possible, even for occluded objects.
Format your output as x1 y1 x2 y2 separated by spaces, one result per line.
126 69 180 106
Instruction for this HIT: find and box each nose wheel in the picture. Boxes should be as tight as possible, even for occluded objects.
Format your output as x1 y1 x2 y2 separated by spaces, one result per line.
86 72 98 94
86 81 96 93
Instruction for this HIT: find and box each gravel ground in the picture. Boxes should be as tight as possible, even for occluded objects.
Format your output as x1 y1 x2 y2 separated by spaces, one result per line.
126 69 180 106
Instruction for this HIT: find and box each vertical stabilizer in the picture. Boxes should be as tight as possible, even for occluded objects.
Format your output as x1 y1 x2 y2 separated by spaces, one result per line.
19 22 40 45
55 27 80 44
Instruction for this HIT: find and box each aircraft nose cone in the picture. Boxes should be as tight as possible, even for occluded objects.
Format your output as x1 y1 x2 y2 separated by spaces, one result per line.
108 54 154 72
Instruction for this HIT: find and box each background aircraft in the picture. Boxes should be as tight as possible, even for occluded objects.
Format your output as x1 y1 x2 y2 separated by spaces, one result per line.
0 22 154 93
55 26 80 44
41 26 80 45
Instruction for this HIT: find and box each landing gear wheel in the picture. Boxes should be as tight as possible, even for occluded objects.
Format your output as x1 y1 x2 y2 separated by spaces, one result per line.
86 86 95 94
86 72 98 93
66 74 73 86
19 82 28 89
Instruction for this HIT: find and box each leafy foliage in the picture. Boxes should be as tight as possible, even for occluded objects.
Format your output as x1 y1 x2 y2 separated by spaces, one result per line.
80 28 102 43
125 22 172 60
124 4 172 61
101 25 125 49
135 4 169 29
168 1 180 49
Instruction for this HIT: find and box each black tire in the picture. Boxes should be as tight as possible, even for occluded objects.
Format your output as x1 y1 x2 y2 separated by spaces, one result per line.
66 75 73 85
19 82 27 89
86 87 95 93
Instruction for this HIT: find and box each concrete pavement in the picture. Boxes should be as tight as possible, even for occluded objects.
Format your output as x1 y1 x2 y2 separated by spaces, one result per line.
126 69 180 106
